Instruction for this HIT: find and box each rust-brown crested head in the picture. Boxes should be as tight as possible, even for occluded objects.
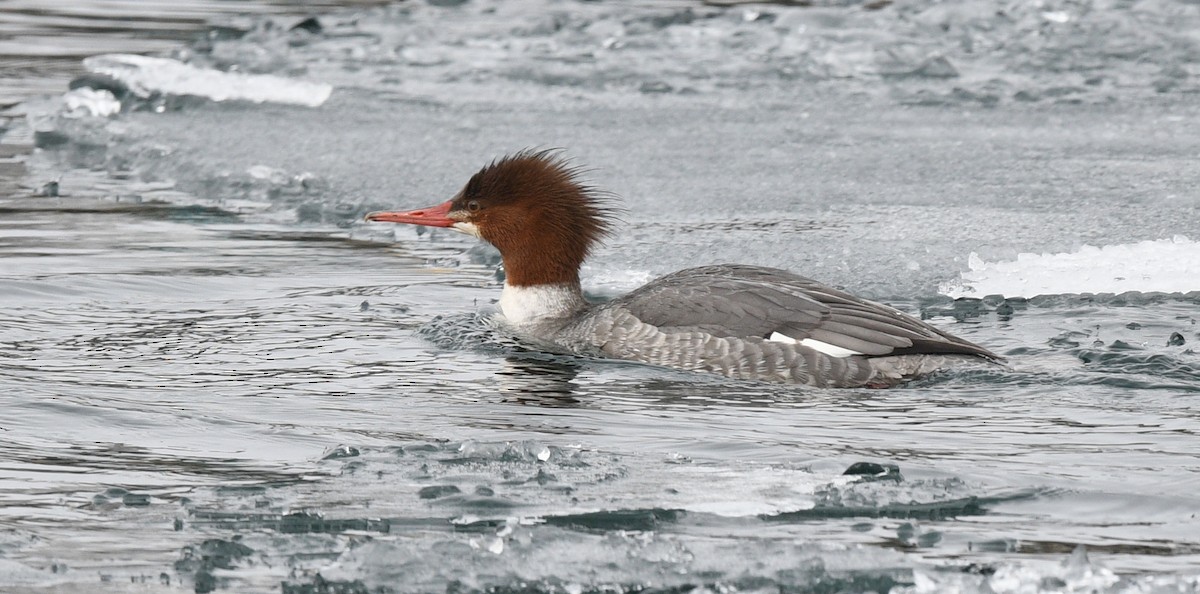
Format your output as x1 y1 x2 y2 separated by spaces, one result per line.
449 150 620 286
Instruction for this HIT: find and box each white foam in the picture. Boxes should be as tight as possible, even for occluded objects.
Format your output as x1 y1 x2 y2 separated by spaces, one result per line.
82 54 333 107
940 235 1200 299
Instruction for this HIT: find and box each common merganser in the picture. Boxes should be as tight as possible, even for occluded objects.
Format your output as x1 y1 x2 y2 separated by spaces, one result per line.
367 150 1001 388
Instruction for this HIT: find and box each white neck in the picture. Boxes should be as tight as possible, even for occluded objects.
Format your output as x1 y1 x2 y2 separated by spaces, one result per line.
498 283 587 326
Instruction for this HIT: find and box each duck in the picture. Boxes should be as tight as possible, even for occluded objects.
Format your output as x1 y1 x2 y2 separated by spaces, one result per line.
366 150 1001 388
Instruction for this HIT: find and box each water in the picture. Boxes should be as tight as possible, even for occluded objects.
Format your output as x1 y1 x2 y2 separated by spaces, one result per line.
2 0 1200 592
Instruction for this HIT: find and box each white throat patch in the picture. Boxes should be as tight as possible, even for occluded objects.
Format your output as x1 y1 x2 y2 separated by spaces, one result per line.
499 284 586 325
450 221 481 238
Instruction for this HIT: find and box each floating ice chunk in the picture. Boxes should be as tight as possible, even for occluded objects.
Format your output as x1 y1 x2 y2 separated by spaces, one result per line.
1042 10 1071 23
62 87 121 117
247 164 290 184
450 514 486 526
81 54 333 107
902 546 1119 593
940 235 1200 298
649 465 858 517
468 535 505 555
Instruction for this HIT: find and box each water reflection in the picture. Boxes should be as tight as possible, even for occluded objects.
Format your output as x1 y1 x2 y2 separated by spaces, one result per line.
497 356 582 405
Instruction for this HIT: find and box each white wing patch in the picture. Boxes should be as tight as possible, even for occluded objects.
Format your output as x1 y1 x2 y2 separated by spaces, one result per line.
768 332 862 358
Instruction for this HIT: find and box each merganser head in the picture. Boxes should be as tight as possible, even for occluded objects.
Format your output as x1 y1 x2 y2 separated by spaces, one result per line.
366 150 619 287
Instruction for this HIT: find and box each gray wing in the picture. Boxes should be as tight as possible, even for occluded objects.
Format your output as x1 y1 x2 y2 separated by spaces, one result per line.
607 264 1000 360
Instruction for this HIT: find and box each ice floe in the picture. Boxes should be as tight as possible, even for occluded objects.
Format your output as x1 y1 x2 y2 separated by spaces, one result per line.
941 236 1200 298
81 54 332 107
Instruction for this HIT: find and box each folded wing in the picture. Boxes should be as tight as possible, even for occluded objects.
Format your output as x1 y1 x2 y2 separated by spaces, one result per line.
609 264 999 360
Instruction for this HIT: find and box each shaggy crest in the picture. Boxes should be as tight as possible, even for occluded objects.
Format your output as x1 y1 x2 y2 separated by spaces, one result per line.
454 149 622 286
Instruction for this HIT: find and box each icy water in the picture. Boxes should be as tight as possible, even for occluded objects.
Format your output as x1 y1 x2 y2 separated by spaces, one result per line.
3 0 1200 592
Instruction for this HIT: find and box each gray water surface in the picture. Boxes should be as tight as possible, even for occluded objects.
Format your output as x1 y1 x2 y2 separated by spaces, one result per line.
2 0 1200 592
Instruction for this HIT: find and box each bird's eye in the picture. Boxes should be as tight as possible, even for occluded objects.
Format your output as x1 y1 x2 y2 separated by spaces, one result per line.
466 200 481 212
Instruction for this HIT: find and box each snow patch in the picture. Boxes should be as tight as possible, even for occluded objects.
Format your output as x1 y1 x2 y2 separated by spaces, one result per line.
940 236 1200 298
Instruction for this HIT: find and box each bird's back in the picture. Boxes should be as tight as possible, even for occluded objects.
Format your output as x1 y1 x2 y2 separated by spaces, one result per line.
549 265 999 387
